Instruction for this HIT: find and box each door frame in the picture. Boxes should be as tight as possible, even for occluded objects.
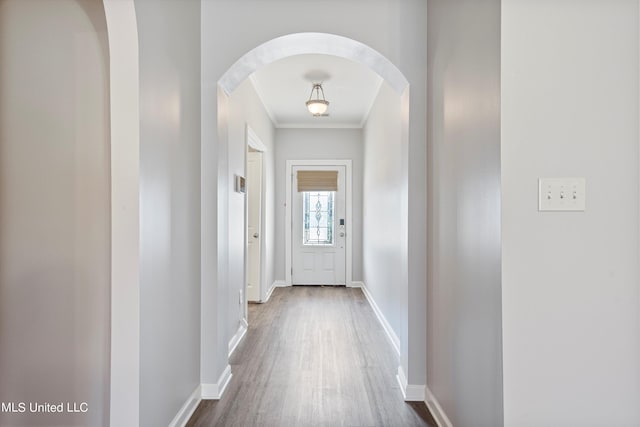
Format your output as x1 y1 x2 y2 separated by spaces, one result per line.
285 159 353 287
246 125 267 308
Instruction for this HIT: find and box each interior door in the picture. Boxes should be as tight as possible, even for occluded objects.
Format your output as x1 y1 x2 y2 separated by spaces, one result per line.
247 151 262 301
291 165 346 285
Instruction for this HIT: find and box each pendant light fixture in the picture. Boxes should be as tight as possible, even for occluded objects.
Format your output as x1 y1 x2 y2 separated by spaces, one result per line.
305 83 329 116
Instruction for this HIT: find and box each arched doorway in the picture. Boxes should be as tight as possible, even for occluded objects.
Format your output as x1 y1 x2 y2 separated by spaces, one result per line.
104 22 425 425
0 1 119 426
204 32 415 402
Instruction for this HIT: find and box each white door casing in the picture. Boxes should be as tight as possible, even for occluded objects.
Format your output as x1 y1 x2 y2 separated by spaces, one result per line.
285 160 352 287
246 151 262 301
291 165 346 285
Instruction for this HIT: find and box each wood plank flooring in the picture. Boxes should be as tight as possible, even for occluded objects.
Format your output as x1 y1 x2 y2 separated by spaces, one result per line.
187 286 436 427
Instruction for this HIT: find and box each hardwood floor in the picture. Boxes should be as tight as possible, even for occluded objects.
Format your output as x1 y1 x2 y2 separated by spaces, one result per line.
187 286 436 427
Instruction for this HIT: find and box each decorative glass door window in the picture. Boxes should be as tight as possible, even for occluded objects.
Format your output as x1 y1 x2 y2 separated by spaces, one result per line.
302 191 334 245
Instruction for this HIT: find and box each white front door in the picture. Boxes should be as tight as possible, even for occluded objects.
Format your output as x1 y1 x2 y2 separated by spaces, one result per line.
291 165 346 285
247 151 262 301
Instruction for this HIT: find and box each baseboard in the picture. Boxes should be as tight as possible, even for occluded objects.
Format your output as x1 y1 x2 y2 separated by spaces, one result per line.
397 365 408 395
349 280 364 288
201 365 232 399
405 384 426 401
262 284 275 302
425 386 454 427
168 384 201 427
228 318 248 357
263 280 286 302
360 283 401 357
396 366 426 402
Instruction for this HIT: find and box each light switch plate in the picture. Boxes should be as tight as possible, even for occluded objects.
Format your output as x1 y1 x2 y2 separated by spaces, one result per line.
538 178 586 211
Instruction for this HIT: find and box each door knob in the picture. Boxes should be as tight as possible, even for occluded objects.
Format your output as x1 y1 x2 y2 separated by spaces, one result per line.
339 232 345 237
253 233 259 238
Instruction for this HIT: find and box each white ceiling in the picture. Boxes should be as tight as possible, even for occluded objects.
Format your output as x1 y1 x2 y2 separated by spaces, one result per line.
249 54 383 129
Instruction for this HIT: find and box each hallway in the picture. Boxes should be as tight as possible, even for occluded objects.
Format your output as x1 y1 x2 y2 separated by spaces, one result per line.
187 287 435 426
1 1 639 426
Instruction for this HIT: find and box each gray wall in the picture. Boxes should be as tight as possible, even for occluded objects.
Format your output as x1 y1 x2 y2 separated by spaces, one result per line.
501 1 640 425
227 79 275 334
362 83 404 346
135 0 202 425
427 1 503 426
0 1 110 425
274 128 364 283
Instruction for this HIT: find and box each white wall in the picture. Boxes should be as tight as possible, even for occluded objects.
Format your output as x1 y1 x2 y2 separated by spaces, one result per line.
275 128 363 283
426 1 503 425
227 79 275 334
0 1 110 425
202 0 427 387
135 1 202 425
104 0 140 424
502 1 640 425
362 83 404 344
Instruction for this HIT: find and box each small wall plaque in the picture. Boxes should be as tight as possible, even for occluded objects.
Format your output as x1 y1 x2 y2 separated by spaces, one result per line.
235 175 246 193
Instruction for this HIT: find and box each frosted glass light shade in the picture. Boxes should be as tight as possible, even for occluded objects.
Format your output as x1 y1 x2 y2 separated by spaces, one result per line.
306 99 329 116
306 83 330 116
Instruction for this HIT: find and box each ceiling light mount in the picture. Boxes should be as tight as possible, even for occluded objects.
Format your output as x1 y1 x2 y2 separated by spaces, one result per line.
306 83 329 116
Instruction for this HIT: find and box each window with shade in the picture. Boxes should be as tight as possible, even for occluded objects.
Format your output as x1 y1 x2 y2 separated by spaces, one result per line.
297 170 338 246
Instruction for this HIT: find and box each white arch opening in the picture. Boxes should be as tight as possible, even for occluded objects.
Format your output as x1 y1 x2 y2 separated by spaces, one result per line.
213 31 412 400
219 32 409 96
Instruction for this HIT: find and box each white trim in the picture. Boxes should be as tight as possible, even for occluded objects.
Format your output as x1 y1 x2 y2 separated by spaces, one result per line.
200 384 217 400
219 33 409 97
103 1 140 425
245 125 267 314
168 385 201 427
201 365 233 399
228 319 248 357
360 284 400 357
263 284 275 302
425 387 454 427
263 280 287 302
361 283 420 402
218 365 233 397
397 365 408 398
396 366 426 402
276 122 364 130
405 384 426 402
349 280 364 288
285 159 353 286
246 124 268 152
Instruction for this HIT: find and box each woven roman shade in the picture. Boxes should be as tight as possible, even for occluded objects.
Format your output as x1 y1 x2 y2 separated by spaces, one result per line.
297 170 338 192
